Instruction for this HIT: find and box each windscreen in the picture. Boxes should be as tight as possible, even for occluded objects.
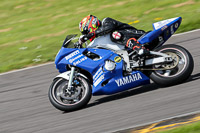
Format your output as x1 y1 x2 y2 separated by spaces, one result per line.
63 34 78 48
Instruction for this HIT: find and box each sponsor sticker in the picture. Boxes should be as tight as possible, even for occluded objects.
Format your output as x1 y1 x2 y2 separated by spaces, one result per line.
112 31 121 40
114 56 121 63
115 73 143 87
161 25 168 31
65 50 88 65
73 57 87 66
153 17 178 30
65 50 79 60
69 54 83 63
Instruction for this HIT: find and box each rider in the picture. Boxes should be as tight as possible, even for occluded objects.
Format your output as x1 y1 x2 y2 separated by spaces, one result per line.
78 15 149 56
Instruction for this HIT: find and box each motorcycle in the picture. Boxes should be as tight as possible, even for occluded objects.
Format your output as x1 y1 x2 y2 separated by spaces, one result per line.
48 17 194 111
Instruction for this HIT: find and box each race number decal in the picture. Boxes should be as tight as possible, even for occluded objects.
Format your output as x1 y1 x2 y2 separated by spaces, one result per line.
112 31 121 40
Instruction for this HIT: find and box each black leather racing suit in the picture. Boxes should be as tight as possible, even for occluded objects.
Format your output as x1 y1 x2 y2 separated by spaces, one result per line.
94 17 145 46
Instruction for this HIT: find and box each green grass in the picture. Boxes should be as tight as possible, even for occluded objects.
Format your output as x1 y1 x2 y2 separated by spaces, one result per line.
0 0 200 72
156 121 200 133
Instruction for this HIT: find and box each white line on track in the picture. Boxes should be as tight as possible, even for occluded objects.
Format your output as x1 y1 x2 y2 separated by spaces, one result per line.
0 62 54 76
0 29 200 76
173 28 200 37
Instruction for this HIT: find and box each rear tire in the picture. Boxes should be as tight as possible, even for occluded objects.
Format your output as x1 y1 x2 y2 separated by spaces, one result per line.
48 75 92 112
150 44 194 86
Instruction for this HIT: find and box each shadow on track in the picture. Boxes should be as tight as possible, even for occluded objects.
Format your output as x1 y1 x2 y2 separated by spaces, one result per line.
86 83 160 109
62 83 160 113
187 72 200 82
63 73 200 113
86 72 200 109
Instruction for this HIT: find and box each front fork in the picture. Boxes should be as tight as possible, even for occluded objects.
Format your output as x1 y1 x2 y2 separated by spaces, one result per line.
66 66 76 93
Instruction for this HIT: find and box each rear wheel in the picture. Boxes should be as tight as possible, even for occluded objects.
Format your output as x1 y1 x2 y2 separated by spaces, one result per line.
48 75 92 111
150 44 194 86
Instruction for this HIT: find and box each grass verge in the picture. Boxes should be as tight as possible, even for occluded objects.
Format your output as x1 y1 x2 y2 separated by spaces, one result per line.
156 121 200 133
0 0 200 73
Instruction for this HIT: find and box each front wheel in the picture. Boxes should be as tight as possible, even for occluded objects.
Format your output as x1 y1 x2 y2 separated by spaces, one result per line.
150 44 194 86
48 75 92 112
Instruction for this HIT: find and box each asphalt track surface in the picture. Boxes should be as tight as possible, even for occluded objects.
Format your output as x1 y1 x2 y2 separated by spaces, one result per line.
0 30 200 133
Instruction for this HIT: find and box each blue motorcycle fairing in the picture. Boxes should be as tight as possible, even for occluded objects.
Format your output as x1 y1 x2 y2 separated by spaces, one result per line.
92 54 150 95
55 48 114 73
55 47 150 95
138 17 182 46
92 71 150 95
55 47 78 70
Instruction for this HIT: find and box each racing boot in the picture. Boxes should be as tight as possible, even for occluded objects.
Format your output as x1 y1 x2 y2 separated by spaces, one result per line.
126 38 149 58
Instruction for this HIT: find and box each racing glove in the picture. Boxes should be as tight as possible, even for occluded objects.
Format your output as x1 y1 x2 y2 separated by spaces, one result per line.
79 35 86 45
79 32 95 44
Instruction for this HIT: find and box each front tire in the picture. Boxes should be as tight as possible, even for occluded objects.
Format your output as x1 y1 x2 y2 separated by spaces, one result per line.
150 44 194 86
48 75 92 112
